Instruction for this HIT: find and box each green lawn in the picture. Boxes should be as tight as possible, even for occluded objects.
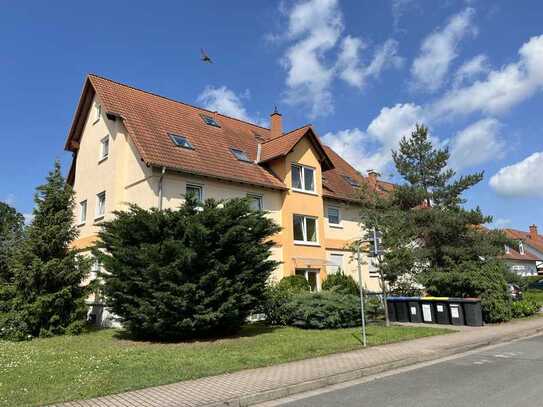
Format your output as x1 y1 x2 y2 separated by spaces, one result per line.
0 323 450 407
525 289 543 304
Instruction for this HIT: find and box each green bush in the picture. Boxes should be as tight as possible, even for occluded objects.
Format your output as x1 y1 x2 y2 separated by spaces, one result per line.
288 292 361 329
277 275 311 293
525 275 543 290
511 299 540 318
365 296 384 321
96 197 280 341
322 272 360 296
261 285 297 326
422 260 511 323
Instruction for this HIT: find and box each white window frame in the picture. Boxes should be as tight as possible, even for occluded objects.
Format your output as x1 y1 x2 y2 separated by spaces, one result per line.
95 191 106 220
93 103 101 124
185 183 203 203
293 214 319 246
99 135 109 162
327 206 341 227
296 269 320 292
291 163 316 194
79 200 87 225
247 193 263 211
518 241 525 255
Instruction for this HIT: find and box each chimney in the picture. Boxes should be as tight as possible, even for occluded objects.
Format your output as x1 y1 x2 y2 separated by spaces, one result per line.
270 106 282 139
529 224 538 240
367 169 380 188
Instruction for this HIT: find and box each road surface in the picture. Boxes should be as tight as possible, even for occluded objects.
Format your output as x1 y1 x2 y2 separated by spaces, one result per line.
266 334 543 407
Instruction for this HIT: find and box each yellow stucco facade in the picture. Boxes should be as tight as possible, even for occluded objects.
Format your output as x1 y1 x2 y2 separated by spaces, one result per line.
71 96 381 292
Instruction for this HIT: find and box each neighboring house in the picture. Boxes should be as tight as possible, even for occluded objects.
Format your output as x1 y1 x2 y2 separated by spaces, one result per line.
503 225 543 275
65 75 391 307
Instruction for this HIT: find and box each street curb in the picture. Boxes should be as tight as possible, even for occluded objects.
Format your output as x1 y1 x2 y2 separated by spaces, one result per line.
205 324 543 407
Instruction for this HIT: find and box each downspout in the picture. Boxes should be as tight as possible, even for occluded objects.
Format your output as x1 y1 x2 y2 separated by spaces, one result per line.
158 166 166 210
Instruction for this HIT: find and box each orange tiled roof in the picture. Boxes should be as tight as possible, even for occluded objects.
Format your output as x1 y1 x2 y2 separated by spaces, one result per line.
502 246 540 261
65 74 389 201
504 228 543 255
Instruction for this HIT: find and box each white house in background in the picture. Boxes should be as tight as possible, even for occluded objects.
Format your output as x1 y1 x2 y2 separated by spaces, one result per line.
502 225 543 276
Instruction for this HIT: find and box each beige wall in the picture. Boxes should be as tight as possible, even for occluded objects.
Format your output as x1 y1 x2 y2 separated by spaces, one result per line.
71 104 381 291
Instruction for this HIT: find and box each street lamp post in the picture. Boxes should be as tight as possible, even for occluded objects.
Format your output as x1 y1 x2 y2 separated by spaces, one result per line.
356 244 367 347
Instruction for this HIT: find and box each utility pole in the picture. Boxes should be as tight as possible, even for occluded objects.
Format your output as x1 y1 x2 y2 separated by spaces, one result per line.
356 243 367 347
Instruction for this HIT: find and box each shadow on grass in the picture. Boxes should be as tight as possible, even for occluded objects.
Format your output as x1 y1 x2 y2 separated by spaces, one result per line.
112 322 282 344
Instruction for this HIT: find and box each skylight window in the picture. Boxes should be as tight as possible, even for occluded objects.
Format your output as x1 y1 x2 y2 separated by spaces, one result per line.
200 114 221 128
343 175 360 187
169 134 193 149
231 148 251 162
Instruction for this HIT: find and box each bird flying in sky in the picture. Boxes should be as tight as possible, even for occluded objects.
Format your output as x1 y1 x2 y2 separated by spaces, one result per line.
201 49 212 63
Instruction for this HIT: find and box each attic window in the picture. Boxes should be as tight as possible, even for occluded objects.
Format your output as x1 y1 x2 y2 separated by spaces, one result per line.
231 148 251 162
343 175 360 187
200 114 221 128
169 134 193 149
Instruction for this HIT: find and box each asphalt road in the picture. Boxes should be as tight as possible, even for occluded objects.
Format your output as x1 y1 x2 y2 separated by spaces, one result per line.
275 335 543 407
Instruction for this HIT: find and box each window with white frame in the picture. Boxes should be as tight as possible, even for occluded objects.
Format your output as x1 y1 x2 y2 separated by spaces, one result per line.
79 200 87 225
247 194 263 211
186 184 203 202
328 253 343 274
295 269 319 292
90 257 100 280
291 164 315 193
95 191 106 219
518 240 525 255
293 214 318 244
99 136 109 161
327 206 341 226
93 103 101 123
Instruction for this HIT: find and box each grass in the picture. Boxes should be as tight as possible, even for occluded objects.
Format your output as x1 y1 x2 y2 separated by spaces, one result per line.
525 289 543 304
0 323 450 407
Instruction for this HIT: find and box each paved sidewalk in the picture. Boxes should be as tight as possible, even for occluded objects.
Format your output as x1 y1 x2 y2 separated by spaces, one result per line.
53 317 543 407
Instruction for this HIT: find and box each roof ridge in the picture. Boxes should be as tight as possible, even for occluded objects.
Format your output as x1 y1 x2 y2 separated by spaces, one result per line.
262 124 312 144
87 73 271 132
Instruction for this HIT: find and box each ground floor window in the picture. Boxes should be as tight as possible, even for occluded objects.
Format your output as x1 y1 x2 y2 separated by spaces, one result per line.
295 269 320 292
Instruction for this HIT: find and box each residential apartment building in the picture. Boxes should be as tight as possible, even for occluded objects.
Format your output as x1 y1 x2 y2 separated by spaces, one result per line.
65 75 390 296
502 225 543 276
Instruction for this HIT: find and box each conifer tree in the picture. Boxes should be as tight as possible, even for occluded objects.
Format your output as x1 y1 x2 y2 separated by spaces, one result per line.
389 124 511 321
95 196 281 340
0 202 24 284
5 161 90 338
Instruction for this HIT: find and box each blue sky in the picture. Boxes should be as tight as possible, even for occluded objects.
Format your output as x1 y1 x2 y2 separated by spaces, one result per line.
1 0 542 230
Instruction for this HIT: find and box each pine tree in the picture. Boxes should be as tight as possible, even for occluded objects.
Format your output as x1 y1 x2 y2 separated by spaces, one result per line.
0 202 24 283
390 124 511 322
392 124 484 208
6 161 90 338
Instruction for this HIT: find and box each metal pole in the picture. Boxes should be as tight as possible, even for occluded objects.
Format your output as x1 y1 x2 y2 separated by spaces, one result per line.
357 244 367 347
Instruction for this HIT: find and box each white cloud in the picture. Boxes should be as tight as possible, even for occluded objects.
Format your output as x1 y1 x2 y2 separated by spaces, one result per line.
278 0 403 118
433 35 543 117
449 118 504 169
490 218 511 228
365 39 404 78
281 0 343 117
337 37 403 90
322 103 424 173
453 54 489 87
1 193 15 206
23 213 34 225
489 152 543 197
391 0 416 31
197 86 265 126
411 8 477 92
337 35 366 88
